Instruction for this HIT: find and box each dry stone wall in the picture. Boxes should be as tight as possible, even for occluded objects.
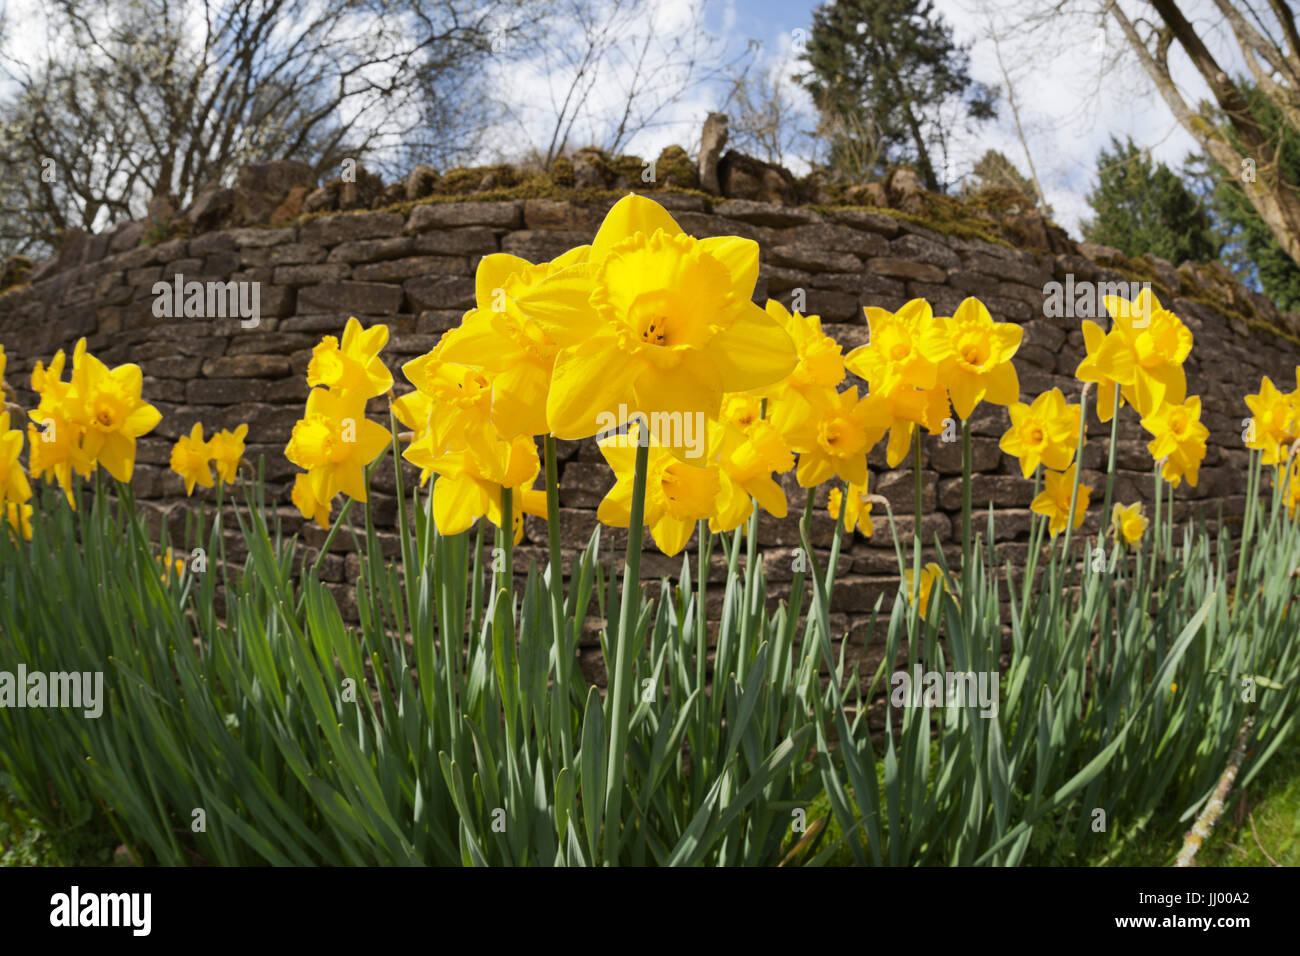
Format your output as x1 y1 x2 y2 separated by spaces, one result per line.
3 191 1299 686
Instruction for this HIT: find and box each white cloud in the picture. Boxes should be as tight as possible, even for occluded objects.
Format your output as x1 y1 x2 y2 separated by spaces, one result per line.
938 0 1247 234
474 0 1249 239
1 0 1255 241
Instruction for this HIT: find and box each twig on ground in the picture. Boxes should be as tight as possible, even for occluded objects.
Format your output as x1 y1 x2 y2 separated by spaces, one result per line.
1248 809 1279 866
1175 716 1254 867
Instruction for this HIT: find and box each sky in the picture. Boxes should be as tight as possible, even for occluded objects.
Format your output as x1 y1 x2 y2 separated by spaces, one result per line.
0 0 1253 239
496 0 1244 237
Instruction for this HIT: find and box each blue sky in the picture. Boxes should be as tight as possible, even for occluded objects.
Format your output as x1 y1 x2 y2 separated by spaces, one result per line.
520 0 1233 238
3 0 1244 239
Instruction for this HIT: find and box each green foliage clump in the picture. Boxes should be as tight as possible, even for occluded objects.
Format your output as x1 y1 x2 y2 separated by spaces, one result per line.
654 145 698 189
1083 136 1221 265
0 254 32 294
549 156 575 187
434 164 523 196
964 150 1040 211
1 786 117 866
608 152 646 185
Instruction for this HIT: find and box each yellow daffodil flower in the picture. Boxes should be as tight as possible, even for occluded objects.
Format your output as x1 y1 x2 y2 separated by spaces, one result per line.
0 412 32 507
157 547 185 582
714 418 793 520
1141 395 1209 488
285 387 391 504
709 469 754 534
903 561 949 620
306 317 393 398
760 300 845 410
919 297 1021 420
209 424 248 484
292 472 333 530
1285 456 1300 519
775 386 891 488
27 411 90 507
67 339 162 482
874 383 952 468
391 387 434 442
720 392 766 433
1111 502 1148 545
1031 464 1092 537
841 299 952 466
999 388 1081 478
597 423 720 556
390 388 436 485
1244 376 1297 465
1285 367 1300 432
846 299 941 396
5 500 32 541
1075 320 1125 423
400 344 499 463
26 348 92 505
514 194 797 439
1092 290 1192 418
169 423 215 496
408 432 545 542
828 480 873 536
436 247 589 438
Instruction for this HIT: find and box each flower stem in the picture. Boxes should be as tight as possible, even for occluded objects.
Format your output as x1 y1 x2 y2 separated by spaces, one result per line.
603 437 650 863
1236 450 1261 599
1150 460 1163 598
1061 387 1091 560
913 428 923 553
1019 465 1043 634
1099 383 1121 541
695 518 710 700
961 417 972 595
544 435 573 765
310 497 355 580
500 484 514 591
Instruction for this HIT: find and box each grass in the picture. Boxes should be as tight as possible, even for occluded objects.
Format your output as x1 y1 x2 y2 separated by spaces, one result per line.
1195 731 1300 866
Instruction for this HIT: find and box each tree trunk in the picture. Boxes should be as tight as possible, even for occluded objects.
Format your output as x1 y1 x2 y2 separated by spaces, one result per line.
1113 1 1300 270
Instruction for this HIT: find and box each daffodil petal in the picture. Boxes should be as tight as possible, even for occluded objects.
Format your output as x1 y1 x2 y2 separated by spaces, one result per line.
591 195 684 263
709 303 797 392
547 335 644 440
515 264 600 346
698 236 760 294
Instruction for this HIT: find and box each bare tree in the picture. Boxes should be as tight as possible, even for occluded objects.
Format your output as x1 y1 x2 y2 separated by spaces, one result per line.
978 12 1049 211
996 0 1300 268
502 0 750 168
1106 0 1300 269
722 47 815 170
0 0 522 257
